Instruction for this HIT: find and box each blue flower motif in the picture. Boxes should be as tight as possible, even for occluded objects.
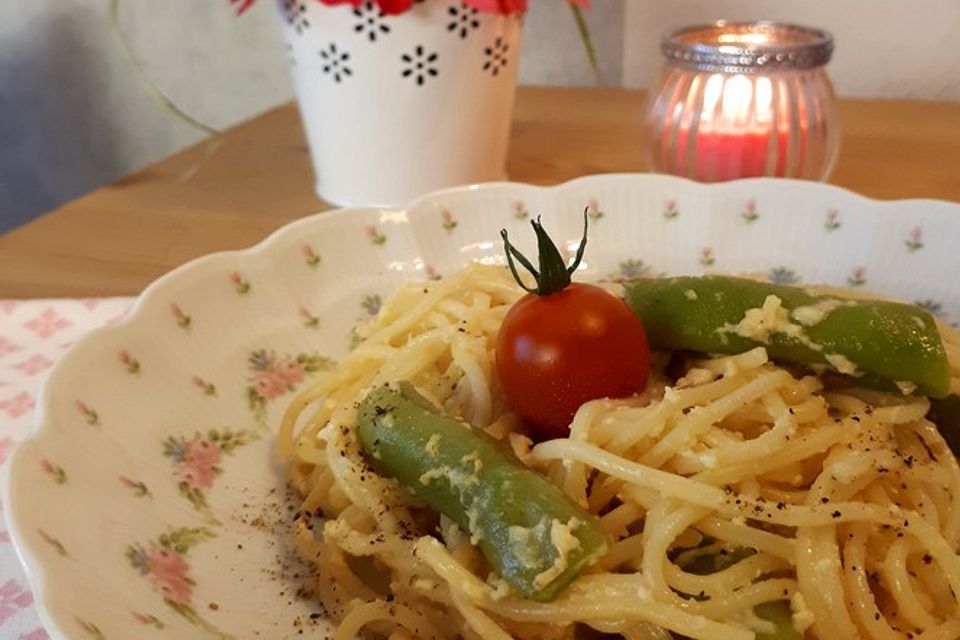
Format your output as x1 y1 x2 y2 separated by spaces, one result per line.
618 259 650 279
162 436 188 464
127 544 149 575
362 294 382 317
768 267 799 285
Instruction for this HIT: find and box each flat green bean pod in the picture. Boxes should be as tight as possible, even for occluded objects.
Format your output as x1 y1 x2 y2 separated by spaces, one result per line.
357 383 608 602
624 275 950 398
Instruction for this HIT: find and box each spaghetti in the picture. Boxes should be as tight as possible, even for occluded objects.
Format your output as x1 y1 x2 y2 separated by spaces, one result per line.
278 263 960 640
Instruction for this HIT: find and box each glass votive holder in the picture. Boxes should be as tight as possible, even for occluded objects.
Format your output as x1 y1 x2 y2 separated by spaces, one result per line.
645 21 839 182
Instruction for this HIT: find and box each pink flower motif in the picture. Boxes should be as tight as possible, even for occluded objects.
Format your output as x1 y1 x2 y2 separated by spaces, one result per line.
11 354 54 376
148 545 188 581
0 337 21 357
847 267 867 287
181 462 216 489
254 370 288 400
298 307 320 328
20 627 49 640
441 209 454 224
905 226 924 251
147 546 192 605
276 359 304 386
512 200 528 220
80 298 100 310
0 301 18 314
23 308 71 339
365 225 386 245
170 303 191 329
301 244 321 268
118 349 140 373
230 271 251 294
0 392 35 419
0 579 34 624
73 399 99 426
191 376 217 395
186 439 221 468
0 530 9 543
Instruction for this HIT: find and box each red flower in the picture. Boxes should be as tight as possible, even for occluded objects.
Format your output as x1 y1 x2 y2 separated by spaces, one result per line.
229 0 256 14
464 0 587 13
317 0 415 14
231 0 586 16
463 0 526 13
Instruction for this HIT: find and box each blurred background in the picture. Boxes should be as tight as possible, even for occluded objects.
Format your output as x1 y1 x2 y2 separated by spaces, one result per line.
1 0 958 233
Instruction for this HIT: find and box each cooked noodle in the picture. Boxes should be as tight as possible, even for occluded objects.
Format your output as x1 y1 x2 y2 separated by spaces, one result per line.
278 263 960 640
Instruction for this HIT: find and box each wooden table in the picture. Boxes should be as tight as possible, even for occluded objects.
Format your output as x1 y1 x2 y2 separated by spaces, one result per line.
2 86 959 299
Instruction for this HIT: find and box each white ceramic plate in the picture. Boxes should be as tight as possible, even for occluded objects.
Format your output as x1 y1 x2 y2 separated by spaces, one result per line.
7 174 960 639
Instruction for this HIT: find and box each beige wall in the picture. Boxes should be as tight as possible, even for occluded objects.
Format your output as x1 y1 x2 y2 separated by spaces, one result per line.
0 0 623 232
2 0 958 233
623 0 960 100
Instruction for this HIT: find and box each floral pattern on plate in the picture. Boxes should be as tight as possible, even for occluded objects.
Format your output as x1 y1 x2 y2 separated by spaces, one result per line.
163 430 258 523
5 175 959 639
126 527 231 638
245 350 333 423
301 244 322 269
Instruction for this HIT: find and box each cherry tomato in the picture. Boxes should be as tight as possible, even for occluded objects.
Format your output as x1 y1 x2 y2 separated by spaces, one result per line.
495 282 650 438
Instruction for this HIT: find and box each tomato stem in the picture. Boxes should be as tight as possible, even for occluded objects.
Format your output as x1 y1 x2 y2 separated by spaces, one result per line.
501 210 589 296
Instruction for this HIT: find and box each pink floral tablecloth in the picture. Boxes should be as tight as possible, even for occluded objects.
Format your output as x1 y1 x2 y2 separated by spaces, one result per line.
0 298 134 639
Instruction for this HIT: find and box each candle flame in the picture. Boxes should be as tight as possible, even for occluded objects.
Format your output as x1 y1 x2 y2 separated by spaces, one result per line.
701 74 774 128
722 75 753 123
703 74 724 115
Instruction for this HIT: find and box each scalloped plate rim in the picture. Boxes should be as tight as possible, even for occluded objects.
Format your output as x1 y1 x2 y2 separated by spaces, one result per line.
5 173 960 638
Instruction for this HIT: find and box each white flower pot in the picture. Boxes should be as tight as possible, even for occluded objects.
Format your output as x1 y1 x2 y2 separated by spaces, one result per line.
278 1 524 208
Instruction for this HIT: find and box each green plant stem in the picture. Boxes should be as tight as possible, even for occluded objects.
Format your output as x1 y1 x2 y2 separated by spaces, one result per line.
569 4 601 85
108 0 223 180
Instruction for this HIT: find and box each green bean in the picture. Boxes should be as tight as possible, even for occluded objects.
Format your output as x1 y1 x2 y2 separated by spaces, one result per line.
678 545 800 639
754 601 802 640
357 383 608 602
624 276 950 398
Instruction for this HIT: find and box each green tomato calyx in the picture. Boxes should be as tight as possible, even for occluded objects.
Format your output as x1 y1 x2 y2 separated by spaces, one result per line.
500 209 588 297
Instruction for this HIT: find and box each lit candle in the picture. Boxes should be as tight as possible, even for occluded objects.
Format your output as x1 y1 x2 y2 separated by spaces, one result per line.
646 22 837 183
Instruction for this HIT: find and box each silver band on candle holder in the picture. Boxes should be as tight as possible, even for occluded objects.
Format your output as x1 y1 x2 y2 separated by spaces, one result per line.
661 21 834 74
